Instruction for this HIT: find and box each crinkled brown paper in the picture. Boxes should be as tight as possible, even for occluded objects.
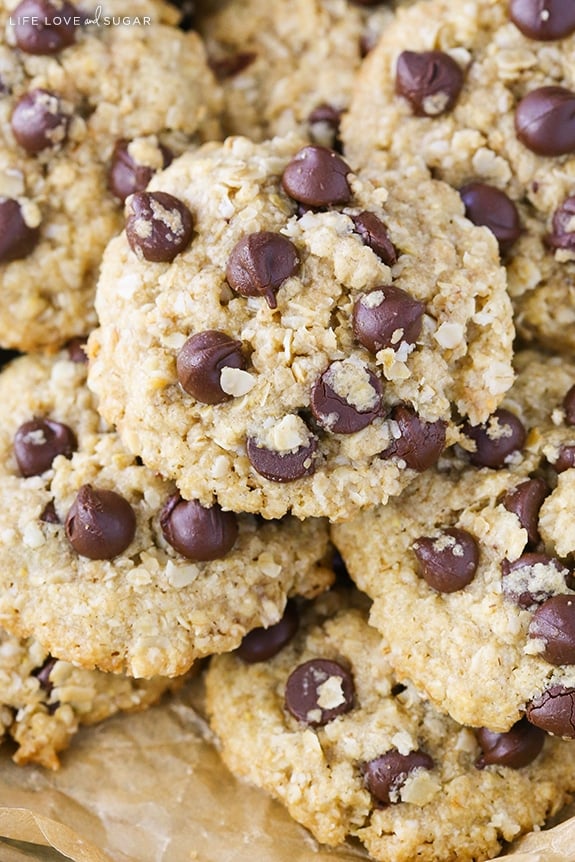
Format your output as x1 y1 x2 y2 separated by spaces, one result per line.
0 677 573 862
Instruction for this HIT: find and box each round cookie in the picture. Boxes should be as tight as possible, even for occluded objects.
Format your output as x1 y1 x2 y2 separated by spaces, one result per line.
0 349 332 678
0 628 181 770
205 589 575 862
0 0 222 351
342 0 575 353
88 134 513 521
333 350 575 734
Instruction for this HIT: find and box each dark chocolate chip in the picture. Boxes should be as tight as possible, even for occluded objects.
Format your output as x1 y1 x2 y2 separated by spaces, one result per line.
125 191 193 262
547 196 575 251
380 405 446 471
208 52 257 80
160 494 238 561
395 50 464 116
461 408 526 469
552 444 575 472
65 484 136 560
353 285 424 353
226 231 299 308
413 527 479 593
108 139 173 203
236 601 299 663
362 749 434 805
501 553 569 610
247 426 318 483
502 477 549 547
526 684 575 737
281 146 352 207
515 86 575 156
32 656 57 693
475 718 545 769
310 361 382 434
40 500 60 523
11 89 70 154
14 417 77 477
459 182 521 254
564 384 575 425
285 658 354 726
351 212 397 266
529 594 575 664
65 336 88 363
176 330 245 404
509 0 575 40
13 0 80 55
0 198 40 262
308 103 342 129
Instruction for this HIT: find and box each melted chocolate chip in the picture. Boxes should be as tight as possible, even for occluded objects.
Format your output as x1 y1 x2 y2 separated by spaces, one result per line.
310 361 382 434
11 89 70 154
285 658 354 726
108 139 173 203
40 500 60 523
362 749 434 805
526 684 575 737
125 191 193 262
564 384 575 425
208 52 256 80
14 417 77 477
395 50 464 116
13 0 80 55
461 408 526 469
0 198 40 262
160 494 238 561
553 444 575 472
515 86 575 156
502 477 549 547
509 0 575 40
413 527 479 593
281 146 352 207
351 212 397 266
236 601 299 663
459 182 521 254
529 594 575 664
176 330 245 404
475 718 544 769
380 405 446 471
65 484 136 560
547 195 575 251
247 427 318 483
353 285 424 353
226 231 299 308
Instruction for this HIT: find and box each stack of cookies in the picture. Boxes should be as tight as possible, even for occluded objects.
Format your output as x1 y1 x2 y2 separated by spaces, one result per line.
2 0 575 859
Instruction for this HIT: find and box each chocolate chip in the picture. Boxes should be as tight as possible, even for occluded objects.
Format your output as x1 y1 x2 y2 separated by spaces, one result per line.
0 198 40 262
65 484 136 560
160 494 238 561
247 431 318 483
208 52 256 80
353 286 424 353
308 103 342 129
502 478 549 547
236 601 299 663
310 360 382 434
362 749 434 805
281 146 352 207
40 500 60 523
529 595 575 664
226 231 299 308
413 527 479 593
459 182 521 254
11 89 70 154
125 191 193 262
547 196 575 251
176 330 245 404
515 86 575 156
351 212 397 266
502 553 571 609
564 384 575 425
461 408 527 469
475 718 545 769
285 658 354 726
509 0 575 40
65 337 88 363
13 0 80 54
14 417 77 477
526 685 575 737
380 405 446 471
32 656 57 693
552 444 575 472
395 50 464 116
108 139 173 203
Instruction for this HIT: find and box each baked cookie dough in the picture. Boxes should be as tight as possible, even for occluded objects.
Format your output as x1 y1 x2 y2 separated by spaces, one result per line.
342 0 575 352
88 134 513 521
333 350 575 734
206 590 575 862
0 628 180 770
0 0 222 351
0 349 332 678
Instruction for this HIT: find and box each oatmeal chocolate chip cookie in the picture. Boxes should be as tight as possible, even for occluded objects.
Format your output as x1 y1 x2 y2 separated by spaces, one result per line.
0 628 181 770
0 349 332 678
0 0 222 352
205 590 575 862
342 0 575 353
332 350 575 734
87 135 513 522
